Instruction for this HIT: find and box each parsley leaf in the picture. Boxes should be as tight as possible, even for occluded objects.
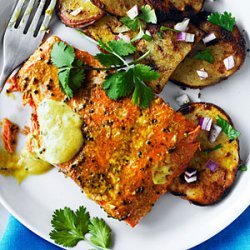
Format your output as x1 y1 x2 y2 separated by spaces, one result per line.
102 65 158 108
89 218 112 249
95 53 124 67
51 42 85 98
208 12 236 32
140 5 157 24
49 207 89 247
134 64 160 81
121 5 157 31
51 42 75 68
103 70 134 99
239 165 248 172
58 69 73 98
194 48 215 64
216 116 240 140
132 77 155 108
120 16 140 31
108 40 136 57
50 206 113 250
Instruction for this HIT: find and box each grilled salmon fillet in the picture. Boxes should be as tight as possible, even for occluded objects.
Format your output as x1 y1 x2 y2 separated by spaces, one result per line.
13 36 200 226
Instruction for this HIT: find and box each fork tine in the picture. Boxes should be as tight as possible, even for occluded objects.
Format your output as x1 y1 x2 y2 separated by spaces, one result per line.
18 0 36 31
38 0 57 36
28 0 46 35
8 0 26 28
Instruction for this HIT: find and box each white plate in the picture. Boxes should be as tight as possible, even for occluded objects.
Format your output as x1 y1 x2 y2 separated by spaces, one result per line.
0 1 250 249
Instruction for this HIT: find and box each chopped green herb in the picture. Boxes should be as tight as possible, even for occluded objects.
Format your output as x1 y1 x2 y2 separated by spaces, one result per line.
140 5 157 24
51 42 85 98
157 31 163 38
194 48 215 64
207 12 236 32
216 116 240 140
121 5 157 33
160 26 179 33
203 144 222 154
239 165 248 172
96 40 159 108
50 206 113 250
120 16 140 31
89 218 112 250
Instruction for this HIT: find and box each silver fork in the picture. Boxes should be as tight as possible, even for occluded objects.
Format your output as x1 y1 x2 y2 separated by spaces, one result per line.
0 0 57 92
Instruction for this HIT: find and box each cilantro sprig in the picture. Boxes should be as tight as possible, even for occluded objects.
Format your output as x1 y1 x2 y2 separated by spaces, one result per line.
208 12 236 32
216 116 240 140
50 206 112 250
96 39 159 108
51 40 158 108
194 48 215 64
51 42 85 98
121 5 157 31
121 5 157 42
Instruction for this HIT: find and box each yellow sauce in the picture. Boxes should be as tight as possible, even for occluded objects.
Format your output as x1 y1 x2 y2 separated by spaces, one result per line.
36 100 84 164
0 149 52 183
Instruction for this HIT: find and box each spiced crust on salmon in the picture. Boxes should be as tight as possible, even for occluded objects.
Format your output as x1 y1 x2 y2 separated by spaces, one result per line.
12 36 200 226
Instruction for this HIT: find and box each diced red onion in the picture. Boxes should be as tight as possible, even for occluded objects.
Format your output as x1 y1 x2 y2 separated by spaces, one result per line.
126 5 139 20
115 33 131 43
209 124 222 143
174 18 190 32
176 94 190 106
185 169 197 178
199 117 213 131
70 7 83 16
202 33 216 44
145 30 151 36
196 68 208 80
224 55 235 70
184 175 197 183
206 160 219 172
177 32 195 42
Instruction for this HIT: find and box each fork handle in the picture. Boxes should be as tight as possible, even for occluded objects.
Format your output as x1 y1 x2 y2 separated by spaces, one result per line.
0 67 13 93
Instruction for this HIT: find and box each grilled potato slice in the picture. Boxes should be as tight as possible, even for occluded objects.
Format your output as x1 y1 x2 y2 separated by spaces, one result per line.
146 0 204 22
135 24 203 93
57 0 105 28
170 103 240 205
91 0 147 17
82 16 134 43
170 16 246 88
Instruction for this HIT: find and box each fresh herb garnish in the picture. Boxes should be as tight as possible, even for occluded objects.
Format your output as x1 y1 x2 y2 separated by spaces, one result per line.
204 144 222 154
121 5 157 31
160 26 179 33
96 40 159 108
89 218 112 250
121 5 157 42
239 165 248 172
194 48 215 64
216 116 240 140
51 42 85 98
207 12 236 32
51 41 158 108
50 206 112 250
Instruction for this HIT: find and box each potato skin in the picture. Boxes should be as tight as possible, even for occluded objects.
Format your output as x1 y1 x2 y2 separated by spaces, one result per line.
57 0 105 28
146 0 204 22
169 103 240 205
170 13 246 88
91 0 147 17
135 23 203 93
82 16 135 44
